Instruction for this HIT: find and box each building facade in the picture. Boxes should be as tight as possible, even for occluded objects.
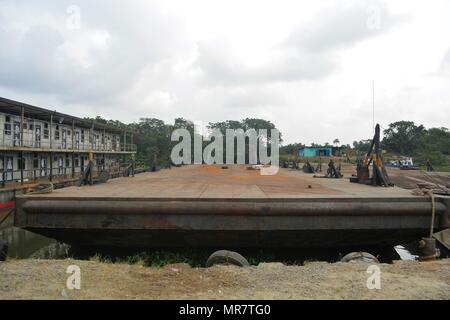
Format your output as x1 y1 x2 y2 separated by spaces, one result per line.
0 97 136 188
299 146 333 157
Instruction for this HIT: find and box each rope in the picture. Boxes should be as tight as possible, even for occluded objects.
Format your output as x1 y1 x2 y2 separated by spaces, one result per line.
420 170 447 194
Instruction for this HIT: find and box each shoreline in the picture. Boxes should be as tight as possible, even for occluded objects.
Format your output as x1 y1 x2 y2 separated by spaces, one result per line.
1 258 449 300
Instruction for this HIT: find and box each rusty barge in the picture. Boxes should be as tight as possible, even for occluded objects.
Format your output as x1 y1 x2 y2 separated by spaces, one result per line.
14 165 450 251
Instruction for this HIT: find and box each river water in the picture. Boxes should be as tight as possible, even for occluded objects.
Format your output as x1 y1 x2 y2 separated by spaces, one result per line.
0 215 68 259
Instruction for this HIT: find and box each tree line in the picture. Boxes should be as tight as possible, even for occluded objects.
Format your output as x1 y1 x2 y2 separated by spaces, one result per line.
88 116 450 168
86 116 281 167
350 121 450 166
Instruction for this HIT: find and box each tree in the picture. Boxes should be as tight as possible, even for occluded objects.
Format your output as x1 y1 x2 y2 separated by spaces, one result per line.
132 118 172 167
418 127 450 155
208 118 282 163
280 143 304 156
353 139 372 153
333 139 340 147
382 121 425 155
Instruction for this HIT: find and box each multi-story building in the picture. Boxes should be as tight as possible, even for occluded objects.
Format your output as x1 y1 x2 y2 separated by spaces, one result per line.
0 97 136 188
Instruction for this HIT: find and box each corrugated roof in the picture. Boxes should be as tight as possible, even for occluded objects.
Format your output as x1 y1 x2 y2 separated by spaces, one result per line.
0 97 129 134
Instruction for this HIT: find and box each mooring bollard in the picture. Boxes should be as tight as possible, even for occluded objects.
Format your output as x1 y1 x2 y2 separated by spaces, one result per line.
418 237 440 261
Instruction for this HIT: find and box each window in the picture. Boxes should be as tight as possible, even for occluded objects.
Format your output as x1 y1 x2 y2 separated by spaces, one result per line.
29 123 34 131
5 116 10 122
33 159 39 169
55 125 60 140
81 130 85 143
68 130 71 136
17 158 26 170
4 123 11 135
74 158 80 167
23 122 28 130
65 158 71 167
43 123 49 139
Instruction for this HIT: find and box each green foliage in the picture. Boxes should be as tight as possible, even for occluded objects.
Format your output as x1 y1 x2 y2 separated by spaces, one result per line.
382 121 450 167
88 249 329 267
89 250 209 267
86 116 282 167
280 143 304 156
85 115 449 170
206 118 282 164
353 139 372 153
417 127 450 156
382 121 426 155
132 118 173 167
413 150 448 166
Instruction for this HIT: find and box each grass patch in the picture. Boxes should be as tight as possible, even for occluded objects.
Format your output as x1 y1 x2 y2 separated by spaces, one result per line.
88 250 211 268
85 248 337 268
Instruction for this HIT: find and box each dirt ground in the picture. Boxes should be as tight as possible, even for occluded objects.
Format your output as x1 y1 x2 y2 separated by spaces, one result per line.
1 259 450 300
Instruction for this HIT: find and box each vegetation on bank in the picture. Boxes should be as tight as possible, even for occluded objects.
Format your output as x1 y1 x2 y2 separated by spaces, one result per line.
87 249 342 267
281 121 450 171
86 116 450 171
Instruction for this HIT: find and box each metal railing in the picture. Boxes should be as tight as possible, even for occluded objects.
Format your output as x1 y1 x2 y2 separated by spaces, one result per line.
0 164 134 188
0 129 136 152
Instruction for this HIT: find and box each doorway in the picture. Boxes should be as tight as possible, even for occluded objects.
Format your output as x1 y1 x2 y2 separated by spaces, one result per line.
13 122 21 147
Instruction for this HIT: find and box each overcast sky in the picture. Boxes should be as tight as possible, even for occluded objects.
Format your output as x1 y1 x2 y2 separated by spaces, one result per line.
0 0 449 145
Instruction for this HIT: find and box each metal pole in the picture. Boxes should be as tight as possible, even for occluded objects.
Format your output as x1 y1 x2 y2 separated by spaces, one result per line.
91 122 95 150
49 113 53 182
2 154 5 188
20 151 24 185
20 106 24 147
131 133 133 151
123 130 126 152
72 120 75 178
72 120 75 150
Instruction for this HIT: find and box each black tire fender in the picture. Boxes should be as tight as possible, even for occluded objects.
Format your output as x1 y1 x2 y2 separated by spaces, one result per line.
341 251 379 263
206 250 250 267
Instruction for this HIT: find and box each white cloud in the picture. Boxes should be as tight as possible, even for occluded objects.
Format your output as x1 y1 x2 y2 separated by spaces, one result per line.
0 0 448 145
440 48 450 76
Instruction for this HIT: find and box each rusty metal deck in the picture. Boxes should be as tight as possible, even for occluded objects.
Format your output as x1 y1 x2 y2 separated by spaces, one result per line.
18 165 426 199
15 165 450 250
